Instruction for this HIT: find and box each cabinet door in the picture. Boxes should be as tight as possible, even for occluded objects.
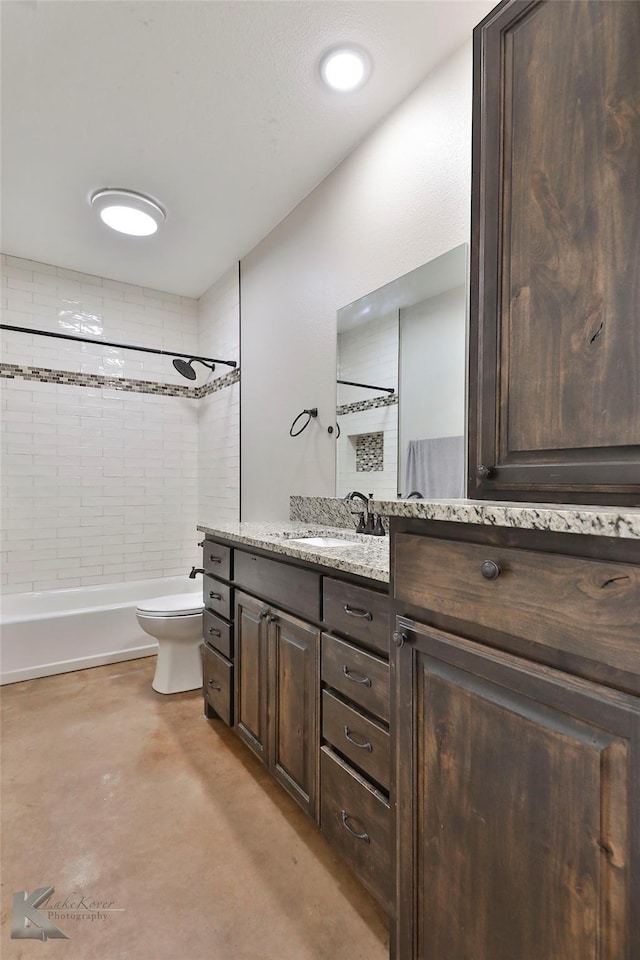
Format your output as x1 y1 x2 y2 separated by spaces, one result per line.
469 0 640 504
394 617 640 960
268 609 320 821
234 591 268 762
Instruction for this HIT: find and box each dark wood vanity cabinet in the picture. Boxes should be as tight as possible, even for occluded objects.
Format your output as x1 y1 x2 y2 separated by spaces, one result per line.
391 520 640 960
201 535 392 898
201 542 234 725
234 589 320 819
468 0 640 505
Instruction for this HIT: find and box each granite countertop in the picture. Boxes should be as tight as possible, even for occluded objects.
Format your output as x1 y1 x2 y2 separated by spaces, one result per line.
196 520 389 583
370 498 640 540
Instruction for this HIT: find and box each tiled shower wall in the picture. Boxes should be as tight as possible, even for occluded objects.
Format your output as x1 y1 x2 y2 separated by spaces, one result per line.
0 254 225 594
336 311 399 499
197 266 240 524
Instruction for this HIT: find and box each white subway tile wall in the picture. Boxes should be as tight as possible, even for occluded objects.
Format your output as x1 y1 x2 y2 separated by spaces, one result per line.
197 267 240 524
0 255 207 593
337 312 399 498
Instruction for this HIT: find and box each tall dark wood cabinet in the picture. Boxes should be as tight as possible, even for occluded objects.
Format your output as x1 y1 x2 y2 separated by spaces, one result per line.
391 523 640 960
468 0 640 505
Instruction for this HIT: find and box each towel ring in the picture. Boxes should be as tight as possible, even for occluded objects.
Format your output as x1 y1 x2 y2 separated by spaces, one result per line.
289 407 318 437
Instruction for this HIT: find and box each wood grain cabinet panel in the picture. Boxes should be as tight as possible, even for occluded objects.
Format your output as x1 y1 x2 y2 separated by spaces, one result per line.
469 0 640 503
201 643 233 727
269 610 320 820
320 746 391 913
322 634 390 723
323 578 390 654
394 618 640 960
394 532 640 684
234 591 268 761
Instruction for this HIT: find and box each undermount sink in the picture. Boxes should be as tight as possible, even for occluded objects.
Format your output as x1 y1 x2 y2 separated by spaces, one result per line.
286 536 360 548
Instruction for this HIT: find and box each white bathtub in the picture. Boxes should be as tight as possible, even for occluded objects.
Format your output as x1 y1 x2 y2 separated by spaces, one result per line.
0 577 202 685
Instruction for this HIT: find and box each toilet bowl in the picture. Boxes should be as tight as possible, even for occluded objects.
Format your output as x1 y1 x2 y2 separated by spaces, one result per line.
136 593 204 694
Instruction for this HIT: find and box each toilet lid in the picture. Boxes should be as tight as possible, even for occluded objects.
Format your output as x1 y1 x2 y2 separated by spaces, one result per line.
137 593 204 617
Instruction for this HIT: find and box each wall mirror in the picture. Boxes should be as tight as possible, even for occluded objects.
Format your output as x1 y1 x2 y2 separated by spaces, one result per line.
336 243 468 500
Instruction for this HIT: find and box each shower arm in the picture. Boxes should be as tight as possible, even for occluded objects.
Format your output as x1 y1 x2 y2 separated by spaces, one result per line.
0 323 237 369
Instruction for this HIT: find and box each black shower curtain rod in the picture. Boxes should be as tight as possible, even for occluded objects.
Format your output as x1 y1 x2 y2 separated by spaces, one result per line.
0 323 237 369
337 378 395 395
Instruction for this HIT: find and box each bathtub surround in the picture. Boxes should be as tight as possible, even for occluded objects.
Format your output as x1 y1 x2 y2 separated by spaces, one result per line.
0 255 240 598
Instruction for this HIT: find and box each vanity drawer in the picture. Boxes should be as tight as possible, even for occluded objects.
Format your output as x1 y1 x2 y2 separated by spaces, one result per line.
322 634 389 723
322 689 389 791
203 609 233 660
323 578 390 655
203 575 232 621
395 533 640 679
201 644 233 726
203 541 232 582
320 746 391 913
234 550 321 621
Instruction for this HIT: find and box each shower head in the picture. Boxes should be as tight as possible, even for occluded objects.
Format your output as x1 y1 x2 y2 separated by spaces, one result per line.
172 357 216 380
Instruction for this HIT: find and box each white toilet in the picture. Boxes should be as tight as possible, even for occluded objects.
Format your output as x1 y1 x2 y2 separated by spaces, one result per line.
136 593 204 694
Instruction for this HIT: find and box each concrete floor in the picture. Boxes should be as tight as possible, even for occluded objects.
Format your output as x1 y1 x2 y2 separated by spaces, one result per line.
1 657 388 960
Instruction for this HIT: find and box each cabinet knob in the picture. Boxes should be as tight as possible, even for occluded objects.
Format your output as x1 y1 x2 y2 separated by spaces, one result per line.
393 630 409 648
480 560 501 580
476 464 493 480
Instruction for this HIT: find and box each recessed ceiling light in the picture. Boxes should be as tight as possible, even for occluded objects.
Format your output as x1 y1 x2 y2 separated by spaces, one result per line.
90 188 166 237
320 46 370 92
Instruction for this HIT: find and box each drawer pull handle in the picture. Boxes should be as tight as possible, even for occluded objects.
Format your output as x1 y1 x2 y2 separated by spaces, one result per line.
342 665 372 687
208 679 222 691
209 555 222 564
480 560 501 581
340 810 370 843
343 604 373 621
343 725 372 751
208 628 221 637
209 591 222 601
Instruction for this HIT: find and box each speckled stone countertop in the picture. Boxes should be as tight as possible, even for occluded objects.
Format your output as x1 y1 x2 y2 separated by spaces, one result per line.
370 498 640 540
196 520 389 583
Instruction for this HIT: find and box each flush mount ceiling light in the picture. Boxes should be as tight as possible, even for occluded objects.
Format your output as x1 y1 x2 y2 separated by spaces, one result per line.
90 188 166 237
319 45 370 92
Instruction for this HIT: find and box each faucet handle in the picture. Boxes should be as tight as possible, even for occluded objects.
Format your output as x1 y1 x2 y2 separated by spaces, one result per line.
372 515 386 536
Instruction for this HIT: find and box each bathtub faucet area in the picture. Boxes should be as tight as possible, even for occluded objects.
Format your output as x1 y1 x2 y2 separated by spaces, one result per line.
189 567 205 579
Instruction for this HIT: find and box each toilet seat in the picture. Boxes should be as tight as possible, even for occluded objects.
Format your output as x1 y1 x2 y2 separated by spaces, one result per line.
136 593 203 617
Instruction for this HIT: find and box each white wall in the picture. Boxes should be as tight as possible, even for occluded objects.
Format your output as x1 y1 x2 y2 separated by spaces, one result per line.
1 255 200 594
197 266 240 524
240 40 475 519
399 284 466 492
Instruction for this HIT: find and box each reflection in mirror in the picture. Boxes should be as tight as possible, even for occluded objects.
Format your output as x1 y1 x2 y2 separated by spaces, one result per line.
336 244 467 500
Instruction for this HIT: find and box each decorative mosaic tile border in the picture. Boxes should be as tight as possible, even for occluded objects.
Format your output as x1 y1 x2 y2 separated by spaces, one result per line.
0 362 239 399
337 393 398 417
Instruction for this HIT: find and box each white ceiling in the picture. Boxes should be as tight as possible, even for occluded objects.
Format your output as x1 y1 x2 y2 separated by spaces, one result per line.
1 0 494 298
